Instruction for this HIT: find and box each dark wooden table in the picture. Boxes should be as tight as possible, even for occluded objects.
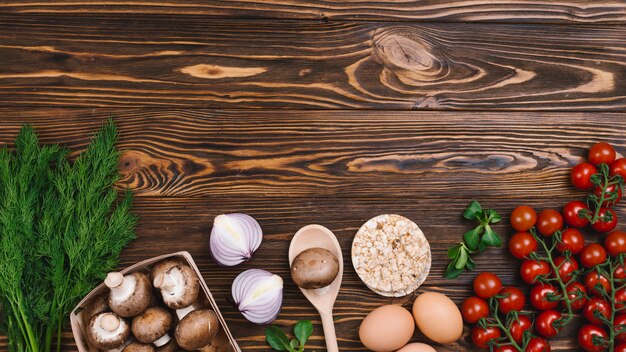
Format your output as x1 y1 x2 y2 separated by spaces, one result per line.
1 2 625 351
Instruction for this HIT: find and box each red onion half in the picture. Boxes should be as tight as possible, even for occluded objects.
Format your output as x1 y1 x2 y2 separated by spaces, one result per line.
210 213 263 266
232 269 283 325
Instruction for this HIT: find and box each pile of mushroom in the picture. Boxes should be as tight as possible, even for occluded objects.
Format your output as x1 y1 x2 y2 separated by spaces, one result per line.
83 258 230 352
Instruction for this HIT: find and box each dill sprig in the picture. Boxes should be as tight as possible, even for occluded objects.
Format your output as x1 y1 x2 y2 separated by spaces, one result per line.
0 120 136 352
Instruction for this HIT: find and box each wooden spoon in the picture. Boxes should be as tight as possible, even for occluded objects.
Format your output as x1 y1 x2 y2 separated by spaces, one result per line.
288 224 343 352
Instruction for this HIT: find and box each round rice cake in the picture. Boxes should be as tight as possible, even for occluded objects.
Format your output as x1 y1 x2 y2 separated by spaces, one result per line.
351 214 431 297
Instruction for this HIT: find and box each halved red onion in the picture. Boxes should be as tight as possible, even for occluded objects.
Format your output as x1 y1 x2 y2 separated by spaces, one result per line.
232 269 283 325
210 213 263 266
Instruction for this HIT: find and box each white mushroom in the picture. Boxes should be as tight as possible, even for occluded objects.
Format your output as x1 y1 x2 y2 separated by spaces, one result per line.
86 312 131 350
131 306 172 344
82 293 110 328
152 261 199 310
175 309 220 350
106 272 153 318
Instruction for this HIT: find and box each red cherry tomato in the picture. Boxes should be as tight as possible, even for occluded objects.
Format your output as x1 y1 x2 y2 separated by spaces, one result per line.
461 296 490 324
510 315 532 344
580 243 608 268
616 288 626 310
614 314 626 342
530 283 560 311
536 209 563 237
562 201 591 229
610 158 626 180
593 183 623 207
552 256 579 282
495 346 517 352
617 343 626 352
583 297 611 325
584 271 611 296
471 326 501 349
509 232 538 259
565 282 587 311
525 337 551 352
571 162 598 190
589 142 616 165
557 228 585 254
578 324 608 352
592 208 618 233
498 286 526 314
535 310 561 338
520 260 550 284
605 231 626 257
615 264 626 280
511 205 537 232
474 272 502 299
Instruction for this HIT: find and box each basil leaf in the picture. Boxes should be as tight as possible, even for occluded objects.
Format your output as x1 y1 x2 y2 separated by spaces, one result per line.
455 247 469 270
466 256 475 271
488 209 502 224
448 243 461 259
463 200 482 220
294 320 313 347
445 261 464 279
481 225 502 247
266 326 292 351
463 226 482 251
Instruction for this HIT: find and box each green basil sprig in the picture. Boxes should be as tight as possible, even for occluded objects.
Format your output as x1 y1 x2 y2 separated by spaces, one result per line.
445 200 503 279
266 320 313 352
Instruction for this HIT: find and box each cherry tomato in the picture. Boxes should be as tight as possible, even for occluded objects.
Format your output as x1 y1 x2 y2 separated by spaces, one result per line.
511 205 537 232
614 314 626 341
564 282 587 311
592 208 618 233
536 209 563 237
495 346 517 352
535 310 561 338
578 324 608 352
520 260 550 284
474 272 502 299
510 315 533 344
605 231 626 257
616 287 626 310
471 326 501 349
497 286 526 314
461 296 490 324
580 243 608 268
552 256 578 282
525 337 551 352
617 343 626 352
562 201 591 229
593 183 623 207
615 264 626 280
530 283 559 311
509 232 538 259
584 271 611 296
556 228 585 254
610 158 626 180
589 142 616 165
571 162 598 190
583 297 611 325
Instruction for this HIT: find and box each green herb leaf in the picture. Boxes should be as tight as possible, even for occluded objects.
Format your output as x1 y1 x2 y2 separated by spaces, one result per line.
448 243 462 259
290 339 300 349
487 209 502 224
294 320 313 348
466 256 476 271
266 326 292 351
455 247 469 270
481 225 503 247
463 226 482 251
444 261 464 279
463 200 482 220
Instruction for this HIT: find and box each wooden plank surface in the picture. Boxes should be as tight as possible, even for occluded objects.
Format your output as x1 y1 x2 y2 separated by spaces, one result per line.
2 1 626 24
1 16 625 110
0 109 625 350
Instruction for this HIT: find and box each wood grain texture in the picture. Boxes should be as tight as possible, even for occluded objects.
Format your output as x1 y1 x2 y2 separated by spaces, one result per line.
0 16 625 110
1 109 625 199
2 1 626 24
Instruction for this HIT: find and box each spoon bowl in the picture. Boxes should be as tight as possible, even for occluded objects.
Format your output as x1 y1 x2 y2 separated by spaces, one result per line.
289 224 343 352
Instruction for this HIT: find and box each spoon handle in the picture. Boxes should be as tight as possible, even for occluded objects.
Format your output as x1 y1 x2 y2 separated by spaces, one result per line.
320 311 339 352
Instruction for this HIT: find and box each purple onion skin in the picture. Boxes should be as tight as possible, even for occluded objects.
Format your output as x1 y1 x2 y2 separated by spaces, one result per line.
210 213 263 267
231 269 283 325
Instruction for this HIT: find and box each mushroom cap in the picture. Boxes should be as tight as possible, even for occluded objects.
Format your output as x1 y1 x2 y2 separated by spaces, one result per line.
131 306 173 344
290 248 339 289
175 294 211 321
175 309 220 350
151 258 187 282
82 293 110 327
198 329 230 352
122 341 156 352
154 263 199 310
86 312 131 350
108 272 153 318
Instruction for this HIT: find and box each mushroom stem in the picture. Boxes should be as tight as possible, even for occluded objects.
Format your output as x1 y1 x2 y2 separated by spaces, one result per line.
101 313 121 331
153 334 171 347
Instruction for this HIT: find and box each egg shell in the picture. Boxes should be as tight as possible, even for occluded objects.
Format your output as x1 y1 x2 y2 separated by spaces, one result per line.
396 343 437 352
359 305 415 352
412 292 463 344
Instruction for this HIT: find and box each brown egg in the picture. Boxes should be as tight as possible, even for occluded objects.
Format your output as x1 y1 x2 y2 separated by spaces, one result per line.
359 305 415 352
412 292 463 344
396 343 437 352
